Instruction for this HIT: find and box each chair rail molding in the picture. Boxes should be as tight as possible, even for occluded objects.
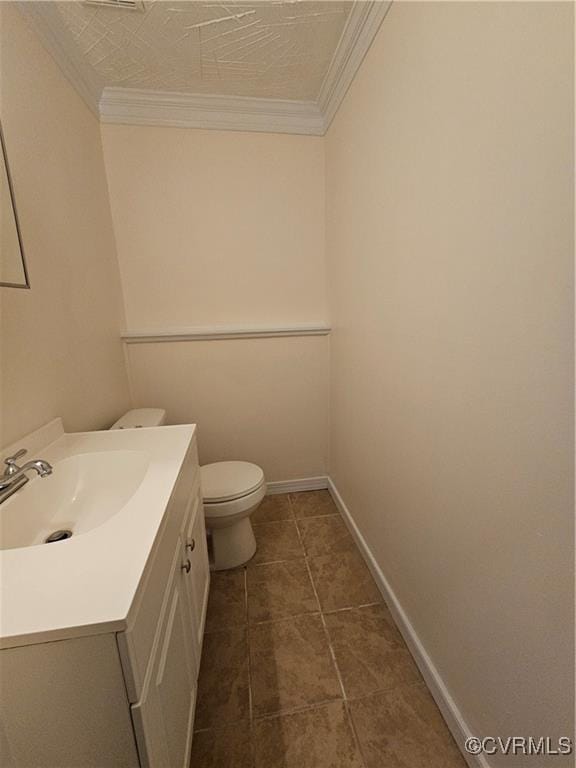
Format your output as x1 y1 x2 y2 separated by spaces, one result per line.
18 1 391 136
121 324 332 344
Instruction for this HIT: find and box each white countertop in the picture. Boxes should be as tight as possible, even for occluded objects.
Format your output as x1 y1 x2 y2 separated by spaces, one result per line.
0 419 196 649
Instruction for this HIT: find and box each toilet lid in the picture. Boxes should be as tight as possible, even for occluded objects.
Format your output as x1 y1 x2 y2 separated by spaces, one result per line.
201 461 265 503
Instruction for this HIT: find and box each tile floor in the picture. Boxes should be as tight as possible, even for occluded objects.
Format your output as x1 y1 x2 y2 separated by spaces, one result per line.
191 490 466 768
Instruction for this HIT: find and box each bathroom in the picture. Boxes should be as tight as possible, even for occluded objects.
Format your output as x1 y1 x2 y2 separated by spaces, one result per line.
0 1 573 767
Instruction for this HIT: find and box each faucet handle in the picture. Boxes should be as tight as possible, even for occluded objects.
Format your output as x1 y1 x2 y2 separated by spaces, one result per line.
4 449 27 476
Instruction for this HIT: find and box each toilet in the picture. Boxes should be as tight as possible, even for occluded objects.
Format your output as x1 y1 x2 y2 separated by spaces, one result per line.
110 408 167 430
201 461 265 571
110 409 264 571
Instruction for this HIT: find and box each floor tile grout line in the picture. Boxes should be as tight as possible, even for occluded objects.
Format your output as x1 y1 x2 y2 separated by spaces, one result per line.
294 512 341 521
203 597 383 635
345 677 426 703
288 499 351 713
343 699 370 768
293 515 344 536
249 610 321 627
290 493 369 768
323 601 383 615
251 496 346 731
252 696 345 722
245 567 252 724
244 565 257 768
207 600 384 633
253 512 341 528
197 492 445 766
192 677 428 737
248 556 303 567
316 597 348 702
292 501 347 702
246 524 356 568
252 518 300 528
193 716 249 735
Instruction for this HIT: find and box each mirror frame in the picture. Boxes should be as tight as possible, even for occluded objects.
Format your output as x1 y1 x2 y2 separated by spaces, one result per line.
0 121 30 289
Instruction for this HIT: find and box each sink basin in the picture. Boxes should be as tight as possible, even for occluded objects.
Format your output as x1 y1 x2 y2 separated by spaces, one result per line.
0 417 196 648
0 450 149 550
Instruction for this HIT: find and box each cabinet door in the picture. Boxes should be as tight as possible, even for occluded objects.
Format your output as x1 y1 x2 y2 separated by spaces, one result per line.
182 492 210 653
131 541 197 768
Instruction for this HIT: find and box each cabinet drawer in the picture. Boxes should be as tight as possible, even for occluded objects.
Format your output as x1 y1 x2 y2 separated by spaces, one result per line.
118 443 199 702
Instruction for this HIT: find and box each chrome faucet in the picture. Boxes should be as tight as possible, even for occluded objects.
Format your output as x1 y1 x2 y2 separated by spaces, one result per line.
0 449 53 504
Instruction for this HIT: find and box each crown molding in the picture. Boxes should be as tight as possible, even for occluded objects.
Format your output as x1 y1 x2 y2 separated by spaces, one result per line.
19 0 391 135
318 0 393 132
17 2 102 117
100 88 325 136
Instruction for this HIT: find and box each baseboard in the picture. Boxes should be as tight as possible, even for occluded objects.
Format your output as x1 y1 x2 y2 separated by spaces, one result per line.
266 476 329 495
327 478 493 768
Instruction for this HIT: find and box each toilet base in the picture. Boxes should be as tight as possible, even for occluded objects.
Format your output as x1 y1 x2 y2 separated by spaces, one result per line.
208 516 257 571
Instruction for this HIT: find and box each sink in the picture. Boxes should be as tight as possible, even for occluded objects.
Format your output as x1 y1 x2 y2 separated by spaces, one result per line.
0 417 196 648
0 450 149 550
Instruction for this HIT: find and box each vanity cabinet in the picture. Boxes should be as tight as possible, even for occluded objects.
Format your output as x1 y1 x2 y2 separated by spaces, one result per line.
129 487 209 768
0 432 210 768
185 496 210 652
131 542 197 768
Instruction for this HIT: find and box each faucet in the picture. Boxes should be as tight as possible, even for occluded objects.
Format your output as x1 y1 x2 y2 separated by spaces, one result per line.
0 449 53 504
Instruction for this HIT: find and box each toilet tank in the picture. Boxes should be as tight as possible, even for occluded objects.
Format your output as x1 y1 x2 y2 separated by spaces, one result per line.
110 408 167 429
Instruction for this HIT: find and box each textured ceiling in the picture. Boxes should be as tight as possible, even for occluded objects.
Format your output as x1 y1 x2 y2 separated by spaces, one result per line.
51 0 354 101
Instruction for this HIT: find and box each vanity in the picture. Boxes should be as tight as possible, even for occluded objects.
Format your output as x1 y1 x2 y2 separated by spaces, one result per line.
0 419 210 768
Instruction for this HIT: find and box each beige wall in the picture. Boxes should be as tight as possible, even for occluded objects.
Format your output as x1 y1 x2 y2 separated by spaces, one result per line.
0 4 131 447
102 126 328 480
127 337 329 480
1 0 572 753
325 2 573 763
101 126 326 328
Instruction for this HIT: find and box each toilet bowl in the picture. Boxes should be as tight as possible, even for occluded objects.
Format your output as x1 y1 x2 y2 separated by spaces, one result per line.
110 410 264 570
200 461 266 571
201 461 265 571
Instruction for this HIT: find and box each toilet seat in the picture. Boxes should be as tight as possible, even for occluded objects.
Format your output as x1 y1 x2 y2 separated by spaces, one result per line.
203 484 266 524
200 461 266 570
201 461 265 504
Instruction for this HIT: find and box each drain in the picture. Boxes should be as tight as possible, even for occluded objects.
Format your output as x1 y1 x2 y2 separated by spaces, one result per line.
44 529 73 544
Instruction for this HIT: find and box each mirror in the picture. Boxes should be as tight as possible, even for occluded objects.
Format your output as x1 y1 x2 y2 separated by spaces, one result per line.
1 122 29 288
